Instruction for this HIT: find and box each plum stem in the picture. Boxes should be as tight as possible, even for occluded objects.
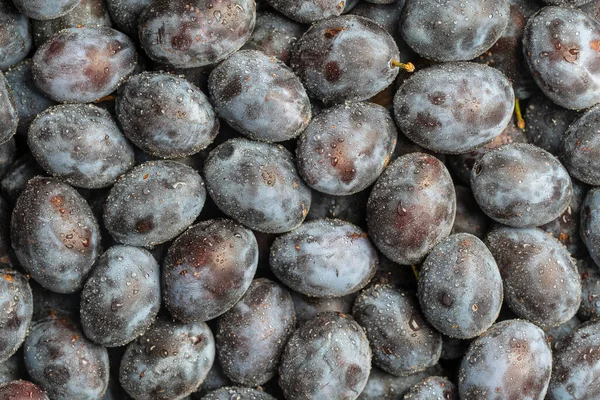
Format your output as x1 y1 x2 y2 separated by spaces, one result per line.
391 59 415 73
411 264 420 280
514 98 525 130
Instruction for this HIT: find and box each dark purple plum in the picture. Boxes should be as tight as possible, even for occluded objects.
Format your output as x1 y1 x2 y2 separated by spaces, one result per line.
353 284 442 376
393 62 514 154
209 50 310 143
582 188 600 266
4 59 56 137
290 290 354 326
0 139 16 180
0 352 26 384
11 177 101 293
0 72 18 144
544 0 594 5
138 0 256 68
561 105 600 186
544 316 582 350
31 0 112 48
486 226 581 328
296 102 397 196
194 358 231 398
0 0 31 71
32 27 137 103
367 153 456 265
119 318 215 400
0 269 33 363
242 11 305 64
117 72 219 158
306 189 368 228
291 15 401 104
400 0 510 62
403 376 457 400
471 143 573 228
106 0 152 38
0 155 45 204
80 245 161 347
216 278 295 386
523 6 600 110
28 104 135 189
0 194 16 269
204 138 311 234
419 233 503 339
459 320 552 400
524 93 577 155
163 218 258 322
0 380 49 400
24 314 110 400
371 255 419 291
201 387 276 400
547 321 600 399
279 312 371 400
270 218 378 297
29 279 81 321
451 186 490 239
266 0 345 23
440 336 470 361
357 365 443 400
578 259 600 321
12 0 82 20
103 160 206 247
581 0 600 22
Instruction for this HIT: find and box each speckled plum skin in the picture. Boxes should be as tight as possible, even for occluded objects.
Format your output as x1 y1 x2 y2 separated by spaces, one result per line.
547 321 600 399
209 50 310 143
486 226 581 329
290 290 354 326
103 160 206 248
204 138 311 234
561 105 600 186
524 94 577 155
545 316 582 350
201 387 276 400
266 0 344 23
393 62 514 154
216 278 295 386
544 0 594 6
117 72 219 158
0 0 31 71
582 188 600 267
459 320 552 400
31 0 112 48
1 155 45 204
367 153 456 266
419 233 503 339
0 381 49 400
0 270 32 363
524 7 600 110
5 60 56 137
577 259 600 321
471 143 573 228
400 0 510 62
11 177 101 294
279 312 371 400
291 15 400 104
353 285 442 377
106 0 151 37
357 366 442 400
24 315 110 400
297 102 397 196
270 219 378 298
28 104 135 189
242 11 305 64
119 318 215 400
138 0 256 68
581 0 600 23
163 218 258 322
0 72 18 145
404 376 457 400
12 0 82 20
80 245 160 347
32 27 137 103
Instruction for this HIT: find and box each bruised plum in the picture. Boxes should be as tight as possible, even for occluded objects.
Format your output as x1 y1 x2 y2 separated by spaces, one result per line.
28 104 135 189
0 269 33 363
458 320 552 400
24 315 110 400
11 177 101 293
119 318 215 400
486 226 581 328
353 285 442 376
471 143 572 228
103 160 206 247
0 381 49 400
80 245 161 347
367 153 456 265
270 219 378 297
296 102 397 196
32 27 137 103
216 278 295 386
291 15 400 104
138 0 256 68
204 138 311 234
162 218 258 322
208 50 311 143
393 62 514 154
523 6 600 110
279 312 371 400
561 105 600 186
